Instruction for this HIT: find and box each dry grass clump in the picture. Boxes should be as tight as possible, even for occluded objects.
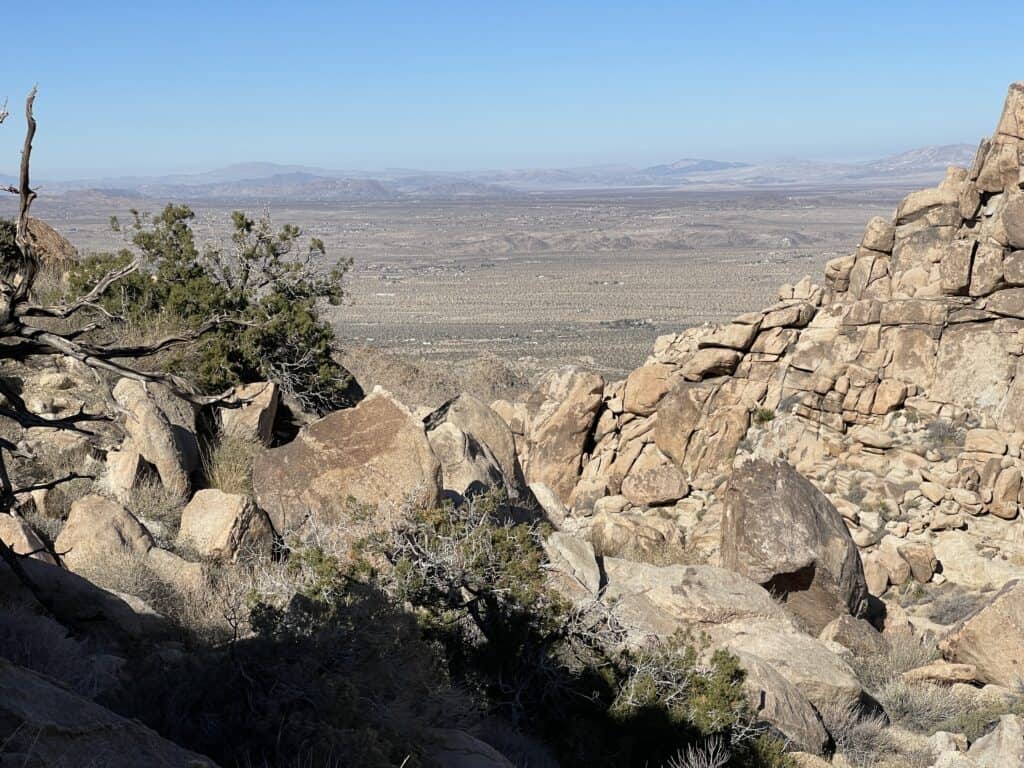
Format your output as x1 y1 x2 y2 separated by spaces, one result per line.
816 700 893 768
203 432 260 496
122 476 186 546
878 678 965 732
79 546 238 646
851 631 939 692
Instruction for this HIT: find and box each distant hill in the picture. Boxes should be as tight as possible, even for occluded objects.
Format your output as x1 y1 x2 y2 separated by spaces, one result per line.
9 143 982 201
852 144 976 177
644 158 752 177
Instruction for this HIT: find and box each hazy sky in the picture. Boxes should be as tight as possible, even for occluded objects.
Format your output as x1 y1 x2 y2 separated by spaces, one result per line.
2 1 1022 178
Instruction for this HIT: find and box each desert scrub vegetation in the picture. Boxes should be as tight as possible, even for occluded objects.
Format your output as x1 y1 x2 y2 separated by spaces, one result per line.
816 700 894 768
201 431 260 496
753 407 774 425
65 205 362 414
121 475 186 546
372 490 794 767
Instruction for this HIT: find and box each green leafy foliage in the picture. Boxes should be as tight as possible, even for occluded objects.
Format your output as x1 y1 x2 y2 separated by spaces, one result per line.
68 204 361 414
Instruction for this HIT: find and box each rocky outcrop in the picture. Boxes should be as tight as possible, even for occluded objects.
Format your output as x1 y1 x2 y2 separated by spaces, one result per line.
512 367 604 505
253 389 442 534
221 381 279 445
176 489 275 560
490 83 1024 628
0 657 218 767
112 378 192 498
721 459 869 633
939 579 1024 686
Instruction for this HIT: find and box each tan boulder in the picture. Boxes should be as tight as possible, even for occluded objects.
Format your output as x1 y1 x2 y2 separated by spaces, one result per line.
818 615 886 658
940 580 1024 686
176 489 274 560
720 460 869 634
902 661 978 685
543 532 601 594
970 242 1006 297
622 362 674 416
897 540 938 583
221 381 279 445
1004 250 1024 285
992 466 1021 520
253 390 442 534
861 216 896 253
680 347 742 380
862 552 890 596
698 320 761 352
1005 190 1024 250
112 379 190 497
427 422 505 502
620 444 689 507
967 714 1024 767
55 495 154 572
736 652 830 754
426 393 522 495
520 367 604 504
0 514 56 565
589 510 685 565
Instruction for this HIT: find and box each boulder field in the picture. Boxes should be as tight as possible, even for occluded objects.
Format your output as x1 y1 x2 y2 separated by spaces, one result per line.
4 83 1024 767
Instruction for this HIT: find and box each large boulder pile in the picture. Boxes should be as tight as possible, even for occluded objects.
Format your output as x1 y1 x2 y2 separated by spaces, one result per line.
491 83 1024 605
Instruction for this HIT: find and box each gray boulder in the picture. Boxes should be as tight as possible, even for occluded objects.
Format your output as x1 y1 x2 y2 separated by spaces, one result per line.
720 459 869 634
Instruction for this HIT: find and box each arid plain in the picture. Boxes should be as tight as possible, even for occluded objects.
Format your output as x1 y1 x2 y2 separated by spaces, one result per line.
16 185 909 403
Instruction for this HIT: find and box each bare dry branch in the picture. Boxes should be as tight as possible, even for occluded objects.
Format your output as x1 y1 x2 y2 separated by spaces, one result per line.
22 259 141 320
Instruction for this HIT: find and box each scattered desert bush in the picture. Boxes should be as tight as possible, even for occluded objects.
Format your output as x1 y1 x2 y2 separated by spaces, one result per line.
877 678 964 732
202 431 260 496
924 419 965 452
937 691 1024 741
816 700 894 768
67 205 362 414
927 585 987 625
753 407 775 425
374 490 793 767
850 631 939 693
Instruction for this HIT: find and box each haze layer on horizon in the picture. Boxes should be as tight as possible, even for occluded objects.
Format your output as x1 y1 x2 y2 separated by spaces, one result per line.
2 0 1022 179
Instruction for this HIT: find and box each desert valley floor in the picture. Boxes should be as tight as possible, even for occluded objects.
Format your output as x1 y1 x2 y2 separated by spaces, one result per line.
17 185 914 385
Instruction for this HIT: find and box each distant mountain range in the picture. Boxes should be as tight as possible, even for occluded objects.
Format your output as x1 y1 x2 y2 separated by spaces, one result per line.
16 144 978 203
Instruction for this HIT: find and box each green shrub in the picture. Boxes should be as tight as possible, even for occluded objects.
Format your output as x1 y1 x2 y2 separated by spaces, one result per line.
753 407 775 425
376 491 792 767
68 205 362 414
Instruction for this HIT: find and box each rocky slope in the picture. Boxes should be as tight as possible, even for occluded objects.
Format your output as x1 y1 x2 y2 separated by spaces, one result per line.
4 84 1024 767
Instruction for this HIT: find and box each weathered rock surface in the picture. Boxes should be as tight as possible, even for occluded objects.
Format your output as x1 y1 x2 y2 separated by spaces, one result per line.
426 393 523 496
221 381 279 445
939 580 1024 687
0 514 56 565
113 378 191 497
0 657 218 767
253 390 441 533
519 367 604 504
721 460 869 633
55 494 155 571
427 422 505 503
177 489 275 560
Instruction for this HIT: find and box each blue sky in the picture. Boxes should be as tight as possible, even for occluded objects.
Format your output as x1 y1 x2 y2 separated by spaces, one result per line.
2 1 1022 177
